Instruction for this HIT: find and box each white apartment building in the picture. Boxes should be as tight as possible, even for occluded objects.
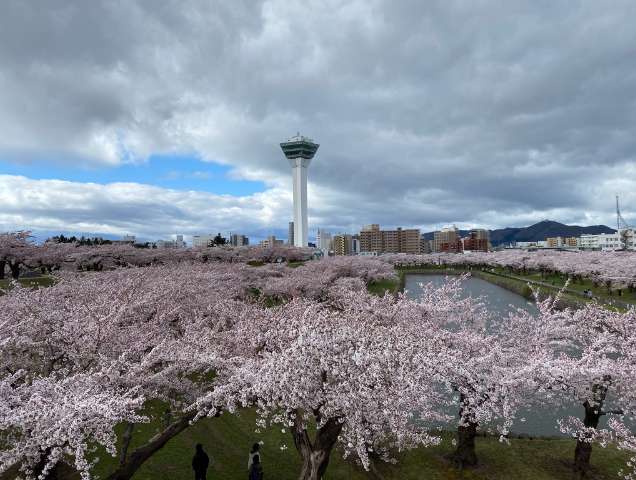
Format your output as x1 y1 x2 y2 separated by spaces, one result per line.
316 228 332 253
157 235 186 249
192 234 215 248
580 230 635 251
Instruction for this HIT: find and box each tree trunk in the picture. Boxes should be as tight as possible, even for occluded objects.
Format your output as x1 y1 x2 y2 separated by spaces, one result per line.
119 422 135 466
30 448 66 480
452 421 478 468
9 260 20 280
0 260 5 280
105 412 196 480
573 401 601 478
451 394 479 469
291 410 343 480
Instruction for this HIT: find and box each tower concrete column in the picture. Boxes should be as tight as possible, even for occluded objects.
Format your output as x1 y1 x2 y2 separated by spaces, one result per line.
280 134 319 247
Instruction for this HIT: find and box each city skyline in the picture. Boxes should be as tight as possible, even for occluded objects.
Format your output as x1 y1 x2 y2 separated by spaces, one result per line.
1 2 635 240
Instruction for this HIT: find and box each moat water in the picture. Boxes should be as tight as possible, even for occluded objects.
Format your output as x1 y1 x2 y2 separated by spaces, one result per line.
404 273 606 438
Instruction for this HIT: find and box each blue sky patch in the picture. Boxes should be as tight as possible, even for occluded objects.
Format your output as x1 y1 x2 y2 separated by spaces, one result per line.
0 153 266 196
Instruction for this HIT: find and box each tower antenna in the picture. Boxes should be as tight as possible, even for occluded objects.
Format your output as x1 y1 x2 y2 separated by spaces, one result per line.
616 195 630 230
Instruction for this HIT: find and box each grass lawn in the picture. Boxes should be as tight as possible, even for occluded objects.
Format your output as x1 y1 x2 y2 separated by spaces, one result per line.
367 278 400 296
287 260 306 268
0 275 56 291
397 266 633 310
86 407 629 480
485 267 636 308
522 271 636 304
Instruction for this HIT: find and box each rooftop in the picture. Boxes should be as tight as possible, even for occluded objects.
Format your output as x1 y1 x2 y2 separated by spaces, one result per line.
280 132 319 159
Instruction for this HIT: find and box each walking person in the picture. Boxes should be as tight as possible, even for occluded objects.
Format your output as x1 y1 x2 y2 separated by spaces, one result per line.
192 443 210 480
249 454 264 480
247 442 261 471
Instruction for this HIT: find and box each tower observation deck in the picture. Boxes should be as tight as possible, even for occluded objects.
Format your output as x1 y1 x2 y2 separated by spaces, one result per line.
280 134 319 248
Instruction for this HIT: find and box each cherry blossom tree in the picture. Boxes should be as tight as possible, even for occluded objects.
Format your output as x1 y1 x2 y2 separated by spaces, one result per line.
0 370 146 480
26 241 79 275
0 231 35 280
501 291 636 478
554 304 635 477
403 276 548 468
0 265 243 479
5 244 635 480
260 256 396 302
194 290 448 480
384 250 636 287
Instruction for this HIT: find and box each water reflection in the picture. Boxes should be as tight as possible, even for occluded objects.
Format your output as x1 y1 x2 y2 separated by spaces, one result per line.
404 273 598 438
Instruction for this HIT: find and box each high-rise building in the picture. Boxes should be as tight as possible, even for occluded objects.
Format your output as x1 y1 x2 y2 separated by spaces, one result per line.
332 234 352 255
397 228 421 253
230 234 249 247
351 234 361 254
280 134 319 247
360 224 382 253
420 236 432 254
288 221 294 245
359 225 421 254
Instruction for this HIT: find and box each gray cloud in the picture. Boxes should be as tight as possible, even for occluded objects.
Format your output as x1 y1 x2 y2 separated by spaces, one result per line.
0 0 635 239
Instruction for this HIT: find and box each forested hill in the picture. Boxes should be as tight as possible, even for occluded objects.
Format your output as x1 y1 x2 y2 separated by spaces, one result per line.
423 220 616 246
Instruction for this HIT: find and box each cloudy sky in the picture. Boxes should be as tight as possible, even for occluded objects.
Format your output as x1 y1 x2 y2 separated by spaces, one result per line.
1 0 635 242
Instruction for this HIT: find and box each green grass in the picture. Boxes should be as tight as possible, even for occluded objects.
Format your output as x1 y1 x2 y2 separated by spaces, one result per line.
484 268 636 309
286 260 305 268
519 271 636 305
0 275 56 291
83 407 630 480
396 267 627 310
367 278 400 296
246 260 265 267
91 407 367 480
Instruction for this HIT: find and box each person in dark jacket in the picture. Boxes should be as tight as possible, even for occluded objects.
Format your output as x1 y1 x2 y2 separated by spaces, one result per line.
248 454 263 480
192 443 210 480
247 443 261 471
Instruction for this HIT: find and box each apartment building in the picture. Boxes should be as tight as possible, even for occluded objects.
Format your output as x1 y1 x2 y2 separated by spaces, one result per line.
420 236 433 254
259 235 284 248
433 226 463 253
359 225 421 254
360 224 383 253
332 234 351 256
580 230 635 251
462 229 490 252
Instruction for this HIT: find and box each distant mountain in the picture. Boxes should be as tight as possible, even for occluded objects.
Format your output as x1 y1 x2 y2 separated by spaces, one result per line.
423 220 616 246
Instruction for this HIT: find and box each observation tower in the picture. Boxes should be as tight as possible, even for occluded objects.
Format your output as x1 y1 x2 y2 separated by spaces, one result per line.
280 133 319 247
